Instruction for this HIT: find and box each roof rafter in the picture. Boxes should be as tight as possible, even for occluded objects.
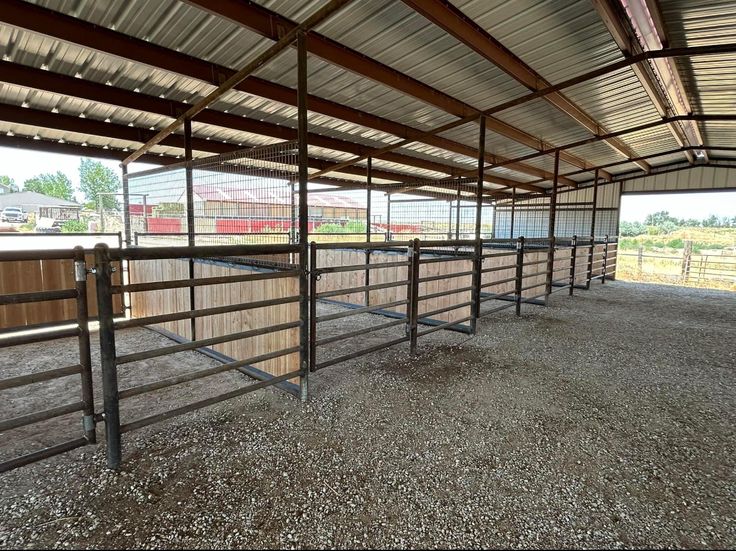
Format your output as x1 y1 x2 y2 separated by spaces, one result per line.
401 0 650 172
0 0 562 186
182 0 604 177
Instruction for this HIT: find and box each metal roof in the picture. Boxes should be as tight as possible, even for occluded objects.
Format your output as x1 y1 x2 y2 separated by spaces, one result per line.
0 0 733 198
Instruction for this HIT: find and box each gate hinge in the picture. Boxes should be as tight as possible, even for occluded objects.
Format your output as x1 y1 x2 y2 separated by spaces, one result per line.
83 414 96 432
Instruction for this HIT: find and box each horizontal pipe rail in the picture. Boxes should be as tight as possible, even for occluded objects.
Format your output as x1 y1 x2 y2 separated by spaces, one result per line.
315 336 409 370
313 241 411 250
318 260 410 274
418 285 473 302
119 346 301 399
417 254 474 264
480 289 516 302
109 243 299 261
114 269 299 294
0 326 80 347
418 301 473 320
0 437 89 474
0 401 84 432
0 288 77 306
316 279 410 299
0 364 82 390
117 321 301 365
115 296 300 329
119 369 302 433
481 264 517 274
315 318 407 346
417 269 474 284
316 299 409 323
416 315 474 337
480 276 517 288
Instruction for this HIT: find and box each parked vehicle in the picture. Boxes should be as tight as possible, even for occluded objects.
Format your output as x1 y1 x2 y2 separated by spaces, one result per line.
1 207 28 223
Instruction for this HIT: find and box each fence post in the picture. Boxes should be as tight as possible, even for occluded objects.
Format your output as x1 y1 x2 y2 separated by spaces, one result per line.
308 242 318 373
408 239 420 354
601 234 609 284
569 235 577 296
544 236 556 304
586 236 594 290
73 246 96 445
682 240 692 282
515 236 524 316
94 244 121 470
637 245 644 275
470 238 482 334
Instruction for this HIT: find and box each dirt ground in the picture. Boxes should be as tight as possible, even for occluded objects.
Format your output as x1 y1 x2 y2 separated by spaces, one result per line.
0 281 734 549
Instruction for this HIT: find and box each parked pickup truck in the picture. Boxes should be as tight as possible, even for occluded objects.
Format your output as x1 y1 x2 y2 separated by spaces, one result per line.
1 207 28 223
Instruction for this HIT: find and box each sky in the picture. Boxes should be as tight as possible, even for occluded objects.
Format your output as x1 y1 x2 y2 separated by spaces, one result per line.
1 147 734 222
619 191 736 222
0 147 157 203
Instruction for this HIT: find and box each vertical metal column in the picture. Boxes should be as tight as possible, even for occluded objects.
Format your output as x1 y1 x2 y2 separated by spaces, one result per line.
297 31 310 401
569 235 577 296
514 236 525 316
74 246 95 444
586 169 599 290
510 187 516 239
447 200 454 240
408 239 420 354
491 201 497 239
365 157 372 307
602 234 609 284
121 165 131 246
184 118 196 342
308 243 317 372
290 181 297 244
94 244 121 469
545 150 560 304
455 188 461 240
471 115 486 333
386 193 392 241
142 194 148 233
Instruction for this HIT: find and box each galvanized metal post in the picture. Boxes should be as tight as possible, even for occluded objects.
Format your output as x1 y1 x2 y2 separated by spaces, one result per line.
602 234 609 284
515 236 524 316
365 157 372 306
309 242 317 372
386 193 392 241
491 201 497 239
74 246 95 444
454 188 461 239
121 165 131 247
510 187 516 239
142 193 148 233
471 115 486 333
569 235 577 296
545 150 560 305
408 238 420 354
297 30 310 401
94 244 121 469
184 117 196 342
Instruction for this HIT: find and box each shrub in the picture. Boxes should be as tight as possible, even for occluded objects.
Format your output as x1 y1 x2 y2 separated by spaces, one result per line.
667 238 684 249
61 219 88 233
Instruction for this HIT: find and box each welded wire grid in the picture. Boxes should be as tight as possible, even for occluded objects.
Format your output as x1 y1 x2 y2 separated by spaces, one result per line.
376 179 492 241
190 142 298 245
127 142 298 246
307 187 370 243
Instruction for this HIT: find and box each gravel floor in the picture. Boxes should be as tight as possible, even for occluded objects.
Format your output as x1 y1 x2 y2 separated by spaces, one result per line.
0 281 734 549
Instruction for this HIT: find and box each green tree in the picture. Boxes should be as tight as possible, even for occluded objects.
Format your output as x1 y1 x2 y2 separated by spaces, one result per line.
619 220 647 236
23 172 74 200
79 158 120 210
644 210 679 227
0 175 18 192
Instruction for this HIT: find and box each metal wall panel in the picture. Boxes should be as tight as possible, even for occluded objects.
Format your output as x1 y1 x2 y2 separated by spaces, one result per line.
622 166 736 193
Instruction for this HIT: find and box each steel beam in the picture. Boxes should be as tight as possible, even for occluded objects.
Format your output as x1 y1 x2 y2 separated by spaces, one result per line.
0 0 559 185
402 0 648 170
182 0 601 175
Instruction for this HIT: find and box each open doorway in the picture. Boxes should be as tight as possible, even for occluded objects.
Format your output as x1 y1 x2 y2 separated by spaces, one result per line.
616 191 736 290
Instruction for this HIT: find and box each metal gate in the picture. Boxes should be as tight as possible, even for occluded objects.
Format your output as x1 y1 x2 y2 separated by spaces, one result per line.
0 247 96 473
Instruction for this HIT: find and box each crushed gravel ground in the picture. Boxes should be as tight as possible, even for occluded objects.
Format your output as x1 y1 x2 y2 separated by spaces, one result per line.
0 281 734 549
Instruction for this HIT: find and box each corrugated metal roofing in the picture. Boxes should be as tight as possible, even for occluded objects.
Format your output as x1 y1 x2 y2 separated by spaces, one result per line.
0 0 732 196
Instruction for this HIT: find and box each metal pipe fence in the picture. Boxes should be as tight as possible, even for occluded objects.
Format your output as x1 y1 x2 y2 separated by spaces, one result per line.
1 235 616 472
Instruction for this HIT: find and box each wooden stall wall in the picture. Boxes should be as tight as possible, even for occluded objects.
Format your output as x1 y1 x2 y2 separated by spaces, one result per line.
128 258 299 380
193 261 299 379
0 253 122 330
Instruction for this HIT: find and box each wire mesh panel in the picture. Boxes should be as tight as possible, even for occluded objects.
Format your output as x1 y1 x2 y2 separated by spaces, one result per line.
308 187 370 243
127 142 298 246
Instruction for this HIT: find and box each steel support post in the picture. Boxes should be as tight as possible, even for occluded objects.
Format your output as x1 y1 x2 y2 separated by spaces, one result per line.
94 244 121 469
74 246 95 444
297 31 309 401
471 115 486 333
121 165 131 246
491 202 497 239
569 235 577 296
309 242 317 372
602 234 609 284
408 239 420 354
515 236 525 316
365 157 372 307
184 117 196 341
545 150 560 305
386 194 392 241
455 188 461 239
587 168 599 290
510 187 516 239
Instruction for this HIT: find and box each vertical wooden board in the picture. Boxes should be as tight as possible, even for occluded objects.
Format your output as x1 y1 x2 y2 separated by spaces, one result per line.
0 260 38 328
